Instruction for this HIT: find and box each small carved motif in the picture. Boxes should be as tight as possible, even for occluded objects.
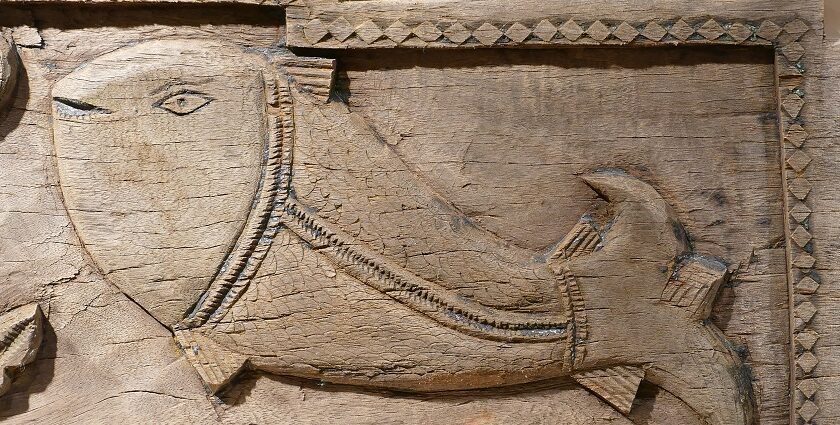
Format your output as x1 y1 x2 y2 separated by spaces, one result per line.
0 303 44 396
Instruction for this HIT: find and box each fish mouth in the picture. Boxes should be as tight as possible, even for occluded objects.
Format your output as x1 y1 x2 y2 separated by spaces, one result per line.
53 96 112 121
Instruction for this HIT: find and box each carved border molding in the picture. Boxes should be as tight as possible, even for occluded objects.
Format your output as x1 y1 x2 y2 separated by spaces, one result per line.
289 12 816 424
288 16 803 50
772 21 819 425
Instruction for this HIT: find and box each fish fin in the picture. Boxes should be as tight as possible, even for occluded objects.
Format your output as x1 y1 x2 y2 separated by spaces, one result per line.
277 56 335 103
175 329 248 393
0 303 44 396
573 365 645 415
661 255 728 320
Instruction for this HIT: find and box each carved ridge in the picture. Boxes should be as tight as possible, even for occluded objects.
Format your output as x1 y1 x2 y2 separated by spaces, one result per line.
549 219 597 367
555 265 588 368
278 198 573 343
180 74 295 329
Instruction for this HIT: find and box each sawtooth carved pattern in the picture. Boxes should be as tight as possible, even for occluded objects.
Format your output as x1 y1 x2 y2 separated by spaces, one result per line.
771 20 819 425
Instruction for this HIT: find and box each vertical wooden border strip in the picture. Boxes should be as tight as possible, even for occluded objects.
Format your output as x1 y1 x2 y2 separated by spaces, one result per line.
772 21 820 425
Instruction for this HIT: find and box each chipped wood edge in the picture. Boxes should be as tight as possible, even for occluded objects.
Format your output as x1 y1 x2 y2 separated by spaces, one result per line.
0 33 18 113
0 303 44 396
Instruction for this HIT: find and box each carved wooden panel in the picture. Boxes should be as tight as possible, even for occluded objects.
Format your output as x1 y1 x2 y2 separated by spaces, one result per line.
0 1 836 424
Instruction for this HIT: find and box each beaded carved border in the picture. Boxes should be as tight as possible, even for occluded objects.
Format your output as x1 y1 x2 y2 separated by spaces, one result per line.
290 14 816 424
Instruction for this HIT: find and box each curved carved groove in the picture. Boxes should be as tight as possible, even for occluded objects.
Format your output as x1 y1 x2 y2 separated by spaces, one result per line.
180 75 296 329
52 40 280 327
0 303 44 396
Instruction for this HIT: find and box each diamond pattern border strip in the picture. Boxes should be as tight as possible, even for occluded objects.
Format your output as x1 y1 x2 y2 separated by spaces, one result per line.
294 17 803 56
772 19 819 424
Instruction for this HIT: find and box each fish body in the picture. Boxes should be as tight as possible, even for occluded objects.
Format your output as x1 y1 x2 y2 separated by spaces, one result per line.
52 40 754 425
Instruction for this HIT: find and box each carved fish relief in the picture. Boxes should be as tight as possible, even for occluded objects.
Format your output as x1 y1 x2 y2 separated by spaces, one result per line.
51 40 754 425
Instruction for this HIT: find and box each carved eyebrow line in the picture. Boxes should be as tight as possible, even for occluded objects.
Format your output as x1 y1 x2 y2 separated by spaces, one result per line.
152 88 213 107
150 79 212 96
150 80 185 96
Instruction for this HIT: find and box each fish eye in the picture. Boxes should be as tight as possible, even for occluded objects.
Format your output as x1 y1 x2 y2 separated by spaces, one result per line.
156 90 213 116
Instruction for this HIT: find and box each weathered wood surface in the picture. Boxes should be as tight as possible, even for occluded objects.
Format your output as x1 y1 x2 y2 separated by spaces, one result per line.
0 1 837 424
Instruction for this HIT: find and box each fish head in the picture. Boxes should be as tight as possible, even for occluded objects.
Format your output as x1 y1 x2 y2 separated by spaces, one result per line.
52 40 274 327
